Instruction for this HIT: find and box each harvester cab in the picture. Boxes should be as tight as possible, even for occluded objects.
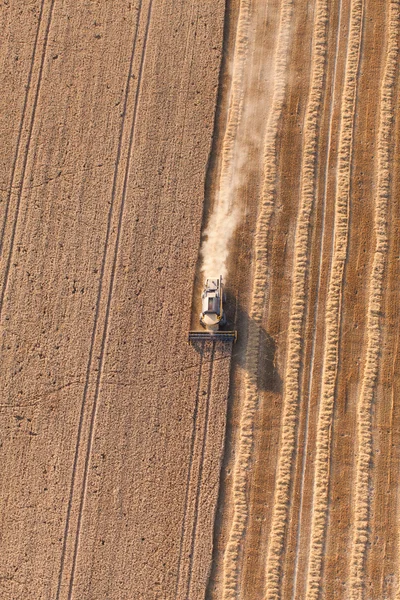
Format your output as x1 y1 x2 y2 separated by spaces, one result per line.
188 275 237 344
200 277 226 331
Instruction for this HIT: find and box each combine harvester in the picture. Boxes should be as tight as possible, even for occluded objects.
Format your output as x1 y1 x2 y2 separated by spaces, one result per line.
188 276 237 344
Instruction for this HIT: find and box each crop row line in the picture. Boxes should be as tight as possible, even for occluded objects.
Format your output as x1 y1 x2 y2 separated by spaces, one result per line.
305 1 364 598
350 2 400 599
263 1 328 598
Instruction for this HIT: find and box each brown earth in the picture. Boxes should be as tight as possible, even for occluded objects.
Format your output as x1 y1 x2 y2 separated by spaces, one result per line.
0 1 230 599
2 0 400 599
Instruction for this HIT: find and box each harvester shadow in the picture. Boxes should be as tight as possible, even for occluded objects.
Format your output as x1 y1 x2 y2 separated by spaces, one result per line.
190 291 281 394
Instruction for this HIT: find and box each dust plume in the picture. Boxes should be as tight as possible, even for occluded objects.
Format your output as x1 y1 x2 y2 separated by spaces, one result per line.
199 0 252 280
200 150 244 279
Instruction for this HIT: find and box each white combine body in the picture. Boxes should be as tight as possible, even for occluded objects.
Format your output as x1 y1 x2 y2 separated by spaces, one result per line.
199 276 226 331
188 275 236 344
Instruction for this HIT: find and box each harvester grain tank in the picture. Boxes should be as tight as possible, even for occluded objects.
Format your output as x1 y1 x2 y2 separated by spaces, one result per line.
188 276 237 343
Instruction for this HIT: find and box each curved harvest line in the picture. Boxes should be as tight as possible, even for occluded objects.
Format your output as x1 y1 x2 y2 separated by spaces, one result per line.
305 1 364 598
221 1 294 598
350 2 399 599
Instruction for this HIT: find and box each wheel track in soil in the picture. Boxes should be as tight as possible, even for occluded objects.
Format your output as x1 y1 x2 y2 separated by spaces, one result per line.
185 342 216 599
54 2 153 597
220 1 294 598
304 0 364 597
0 0 55 318
0 0 45 252
350 2 400 599
174 348 205 600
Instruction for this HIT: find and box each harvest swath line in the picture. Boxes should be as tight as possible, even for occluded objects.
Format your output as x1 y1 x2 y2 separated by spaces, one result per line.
54 2 153 597
0 0 55 319
350 2 399 598
256 0 329 596
220 0 293 597
185 342 216 598
200 0 251 283
290 0 332 594
305 1 364 597
213 0 250 201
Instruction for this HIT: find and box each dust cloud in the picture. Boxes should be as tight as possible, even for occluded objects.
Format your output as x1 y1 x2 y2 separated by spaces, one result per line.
200 152 244 279
199 0 252 281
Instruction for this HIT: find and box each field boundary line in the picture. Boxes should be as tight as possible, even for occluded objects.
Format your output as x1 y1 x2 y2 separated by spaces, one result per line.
262 1 326 598
220 0 294 597
54 2 152 597
350 2 400 599
304 1 364 598
0 0 55 318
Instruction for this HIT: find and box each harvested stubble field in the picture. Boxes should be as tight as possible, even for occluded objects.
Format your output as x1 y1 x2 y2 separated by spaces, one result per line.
1 0 400 600
208 0 400 599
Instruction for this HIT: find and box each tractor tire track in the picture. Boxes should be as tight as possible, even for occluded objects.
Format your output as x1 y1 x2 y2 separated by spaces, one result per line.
54 2 153 597
175 345 203 592
304 1 364 598
65 7 154 596
174 346 205 600
350 2 400 598
220 1 294 598
184 342 216 599
177 340 232 599
0 0 45 253
0 0 56 319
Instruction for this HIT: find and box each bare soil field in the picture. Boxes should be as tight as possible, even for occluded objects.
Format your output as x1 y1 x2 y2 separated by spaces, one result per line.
0 1 230 599
2 0 400 599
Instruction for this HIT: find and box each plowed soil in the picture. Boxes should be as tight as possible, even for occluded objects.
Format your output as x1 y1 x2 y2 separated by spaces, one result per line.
2 1 400 600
